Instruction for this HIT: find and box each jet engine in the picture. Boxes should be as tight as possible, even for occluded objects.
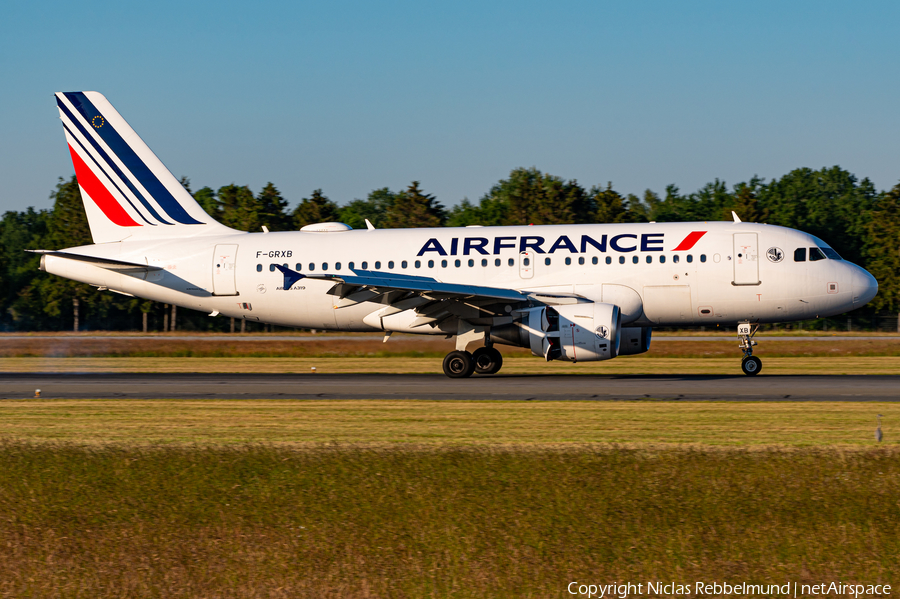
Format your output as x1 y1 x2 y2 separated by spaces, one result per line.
491 302 622 362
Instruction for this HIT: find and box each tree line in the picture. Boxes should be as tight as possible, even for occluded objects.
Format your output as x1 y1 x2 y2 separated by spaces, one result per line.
0 166 897 332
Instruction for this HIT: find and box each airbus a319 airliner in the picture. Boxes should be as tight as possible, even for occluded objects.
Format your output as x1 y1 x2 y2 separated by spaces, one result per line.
34 92 879 377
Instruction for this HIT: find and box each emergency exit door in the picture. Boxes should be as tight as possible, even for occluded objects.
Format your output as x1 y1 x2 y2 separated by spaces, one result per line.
212 244 239 295
518 250 534 279
733 233 760 285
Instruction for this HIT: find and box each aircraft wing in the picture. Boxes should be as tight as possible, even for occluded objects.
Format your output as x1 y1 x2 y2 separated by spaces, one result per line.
273 264 526 310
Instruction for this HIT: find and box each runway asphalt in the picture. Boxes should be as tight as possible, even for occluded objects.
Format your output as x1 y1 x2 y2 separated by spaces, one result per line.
2 335 898 341
2 373 898 401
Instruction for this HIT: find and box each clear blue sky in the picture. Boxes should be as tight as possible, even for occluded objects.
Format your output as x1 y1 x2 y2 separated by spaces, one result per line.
2 0 898 214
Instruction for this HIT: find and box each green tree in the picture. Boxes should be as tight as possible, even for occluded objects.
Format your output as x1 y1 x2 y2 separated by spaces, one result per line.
256 183 292 231
293 189 341 229
757 166 876 265
729 178 768 223
864 183 900 324
485 167 592 226
217 184 260 232
193 186 221 220
590 183 629 224
446 192 508 227
382 182 446 228
338 188 396 229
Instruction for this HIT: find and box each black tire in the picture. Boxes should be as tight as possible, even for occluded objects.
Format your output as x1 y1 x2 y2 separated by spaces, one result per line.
472 347 503 375
741 356 762 376
443 351 475 378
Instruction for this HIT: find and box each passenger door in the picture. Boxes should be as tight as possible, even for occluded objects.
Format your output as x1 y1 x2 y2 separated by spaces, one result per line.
212 244 239 296
733 233 760 285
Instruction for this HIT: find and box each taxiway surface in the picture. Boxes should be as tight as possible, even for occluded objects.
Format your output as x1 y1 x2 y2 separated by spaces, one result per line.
1 373 898 401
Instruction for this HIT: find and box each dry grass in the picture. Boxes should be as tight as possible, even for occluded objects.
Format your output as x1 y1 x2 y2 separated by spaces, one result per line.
2 355 899 374
0 398 896 447
1 335 898 359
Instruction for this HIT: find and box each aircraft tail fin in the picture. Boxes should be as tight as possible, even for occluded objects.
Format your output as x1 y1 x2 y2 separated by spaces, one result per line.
54 91 234 243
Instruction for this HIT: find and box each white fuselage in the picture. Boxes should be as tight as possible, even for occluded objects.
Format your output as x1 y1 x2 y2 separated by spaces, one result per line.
43 221 877 332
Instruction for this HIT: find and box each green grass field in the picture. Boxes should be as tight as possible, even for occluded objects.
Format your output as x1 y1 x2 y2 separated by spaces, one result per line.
0 442 898 597
0 398 897 447
2 399 898 597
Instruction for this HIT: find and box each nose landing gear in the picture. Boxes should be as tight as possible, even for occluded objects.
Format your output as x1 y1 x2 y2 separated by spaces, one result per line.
738 323 762 376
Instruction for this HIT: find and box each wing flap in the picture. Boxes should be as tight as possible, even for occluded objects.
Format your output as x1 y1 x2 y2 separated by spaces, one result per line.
273 265 526 302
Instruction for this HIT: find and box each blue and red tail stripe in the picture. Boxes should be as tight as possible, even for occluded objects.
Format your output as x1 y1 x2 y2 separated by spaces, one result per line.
60 92 202 226
67 144 141 227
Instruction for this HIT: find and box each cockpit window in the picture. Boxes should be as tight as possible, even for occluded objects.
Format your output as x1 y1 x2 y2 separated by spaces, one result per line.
819 247 842 260
809 247 826 261
794 248 806 262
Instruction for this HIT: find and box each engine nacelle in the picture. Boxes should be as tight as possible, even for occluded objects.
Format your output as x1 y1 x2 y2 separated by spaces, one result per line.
617 327 652 356
491 303 622 362
552 303 621 362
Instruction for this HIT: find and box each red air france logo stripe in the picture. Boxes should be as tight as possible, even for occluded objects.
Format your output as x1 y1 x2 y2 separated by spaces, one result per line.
672 231 707 251
68 144 141 227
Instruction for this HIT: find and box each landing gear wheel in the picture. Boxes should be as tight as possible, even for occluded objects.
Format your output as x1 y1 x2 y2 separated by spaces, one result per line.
741 356 762 376
443 350 475 378
472 347 503 375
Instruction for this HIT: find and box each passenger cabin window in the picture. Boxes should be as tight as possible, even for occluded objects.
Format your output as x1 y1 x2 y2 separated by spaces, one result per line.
309 263 315 271
619 256 625 264
454 259 461 267
673 255 680 264
295 263 302 271
361 261 368 269
523 257 530 266
565 257 571 265
495 258 501 266
401 260 408 269
632 256 638 264
481 259 488 267
686 255 693 263
335 262 341 270
794 248 806 262
606 256 612 265
375 261 382 269
508 258 514 266
809 247 826 261
578 257 584 265
428 260 434 268
256 264 262 272
388 261 394 269
660 255 666 264
414 260 420 268
700 254 707 263
545 257 552 266
441 260 448 268
348 262 354 270
322 262 328 270
645 256 652 264
591 256 597 265
469 259 475 267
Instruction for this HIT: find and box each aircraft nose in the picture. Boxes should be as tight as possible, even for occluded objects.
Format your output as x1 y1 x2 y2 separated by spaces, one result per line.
851 266 878 306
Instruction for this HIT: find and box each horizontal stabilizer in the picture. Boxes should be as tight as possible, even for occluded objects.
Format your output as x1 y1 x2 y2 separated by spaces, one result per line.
28 250 162 274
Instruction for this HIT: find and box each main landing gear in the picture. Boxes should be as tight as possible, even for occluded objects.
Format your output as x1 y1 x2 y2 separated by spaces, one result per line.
738 323 762 376
442 346 503 378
